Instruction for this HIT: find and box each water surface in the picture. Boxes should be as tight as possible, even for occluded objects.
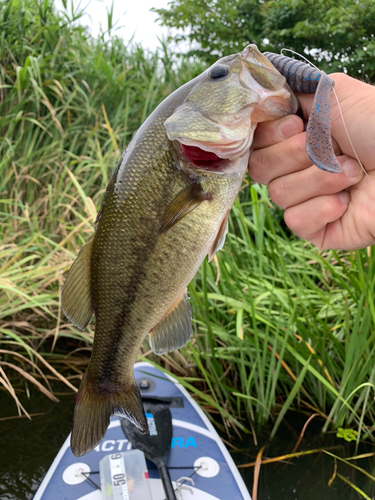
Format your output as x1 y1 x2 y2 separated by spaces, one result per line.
1 390 374 499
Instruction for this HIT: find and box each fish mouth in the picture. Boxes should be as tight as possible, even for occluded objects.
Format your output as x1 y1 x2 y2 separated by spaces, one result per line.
179 143 230 171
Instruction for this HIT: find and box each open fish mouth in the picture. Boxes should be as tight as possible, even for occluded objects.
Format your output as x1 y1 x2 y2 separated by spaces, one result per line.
179 143 230 170
177 120 255 171
166 101 256 167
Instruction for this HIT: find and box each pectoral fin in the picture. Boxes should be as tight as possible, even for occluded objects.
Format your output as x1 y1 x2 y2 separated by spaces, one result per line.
159 182 210 234
61 237 94 330
208 210 230 262
149 290 193 355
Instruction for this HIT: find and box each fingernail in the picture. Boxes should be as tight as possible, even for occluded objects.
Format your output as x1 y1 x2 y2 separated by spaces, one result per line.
343 159 361 177
338 190 350 205
278 116 301 139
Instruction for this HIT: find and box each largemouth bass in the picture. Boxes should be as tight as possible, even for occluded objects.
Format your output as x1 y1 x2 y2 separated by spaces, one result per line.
62 45 302 457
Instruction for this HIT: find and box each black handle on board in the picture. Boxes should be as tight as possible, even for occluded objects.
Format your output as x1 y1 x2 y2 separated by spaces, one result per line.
158 463 177 500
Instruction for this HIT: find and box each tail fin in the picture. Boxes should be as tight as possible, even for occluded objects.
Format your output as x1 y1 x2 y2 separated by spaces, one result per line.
71 373 148 457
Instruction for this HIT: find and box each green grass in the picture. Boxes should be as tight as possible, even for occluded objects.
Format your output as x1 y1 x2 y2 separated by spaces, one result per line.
185 185 375 444
1 0 375 451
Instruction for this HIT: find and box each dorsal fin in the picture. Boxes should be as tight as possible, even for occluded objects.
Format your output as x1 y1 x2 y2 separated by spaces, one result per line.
61 237 94 330
95 155 122 224
149 290 193 355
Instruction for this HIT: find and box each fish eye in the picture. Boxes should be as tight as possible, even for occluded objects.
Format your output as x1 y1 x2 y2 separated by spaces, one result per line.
209 65 229 79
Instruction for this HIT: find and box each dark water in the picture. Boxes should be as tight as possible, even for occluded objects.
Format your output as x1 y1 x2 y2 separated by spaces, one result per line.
1 388 375 500
229 415 375 500
0 389 74 500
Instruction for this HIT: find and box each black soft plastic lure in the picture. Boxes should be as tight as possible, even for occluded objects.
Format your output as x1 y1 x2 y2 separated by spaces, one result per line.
264 52 342 174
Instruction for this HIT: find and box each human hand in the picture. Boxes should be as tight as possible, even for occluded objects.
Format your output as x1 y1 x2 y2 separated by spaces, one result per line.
248 73 375 250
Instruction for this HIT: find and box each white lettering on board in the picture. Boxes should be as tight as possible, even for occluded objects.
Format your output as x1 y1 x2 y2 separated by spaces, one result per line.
94 440 133 452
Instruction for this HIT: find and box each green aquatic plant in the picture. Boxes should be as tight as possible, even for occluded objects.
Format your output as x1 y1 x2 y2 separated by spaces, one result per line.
337 427 358 442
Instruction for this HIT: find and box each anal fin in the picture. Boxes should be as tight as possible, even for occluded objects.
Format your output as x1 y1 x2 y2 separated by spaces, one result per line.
61 237 94 330
208 210 230 262
149 290 193 355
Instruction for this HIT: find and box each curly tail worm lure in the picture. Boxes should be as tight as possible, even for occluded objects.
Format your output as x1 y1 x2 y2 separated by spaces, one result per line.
264 51 342 174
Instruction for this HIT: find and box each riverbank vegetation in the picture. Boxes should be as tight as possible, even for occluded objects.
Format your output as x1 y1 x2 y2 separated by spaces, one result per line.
1 0 375 461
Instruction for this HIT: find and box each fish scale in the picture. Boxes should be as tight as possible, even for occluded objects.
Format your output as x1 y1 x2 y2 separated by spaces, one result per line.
61 44 338 458
91 136 239 380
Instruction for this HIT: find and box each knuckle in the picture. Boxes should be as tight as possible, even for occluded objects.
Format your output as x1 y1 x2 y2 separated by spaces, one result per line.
327 197 344 217
248 151 270 185
284 207 301 233
268 178 288 209
289 132 307 159
252 120 279 149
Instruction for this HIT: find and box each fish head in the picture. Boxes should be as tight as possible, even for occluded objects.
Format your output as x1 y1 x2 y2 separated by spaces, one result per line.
164 44 298 170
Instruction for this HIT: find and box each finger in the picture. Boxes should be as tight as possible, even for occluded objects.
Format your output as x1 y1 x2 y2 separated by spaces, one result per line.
284 193 349 247
249 130 343 186
268 156 364 209
252 115 304 150
249 132 310 185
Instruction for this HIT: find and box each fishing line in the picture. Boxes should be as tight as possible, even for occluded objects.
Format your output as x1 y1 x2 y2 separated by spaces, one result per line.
281 48 369 179
331 87 369 180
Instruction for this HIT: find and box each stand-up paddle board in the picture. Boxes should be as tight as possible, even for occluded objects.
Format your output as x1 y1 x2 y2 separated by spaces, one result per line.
33 362 251 500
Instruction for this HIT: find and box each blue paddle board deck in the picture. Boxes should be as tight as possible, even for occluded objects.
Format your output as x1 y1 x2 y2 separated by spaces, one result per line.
34 362 251 500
